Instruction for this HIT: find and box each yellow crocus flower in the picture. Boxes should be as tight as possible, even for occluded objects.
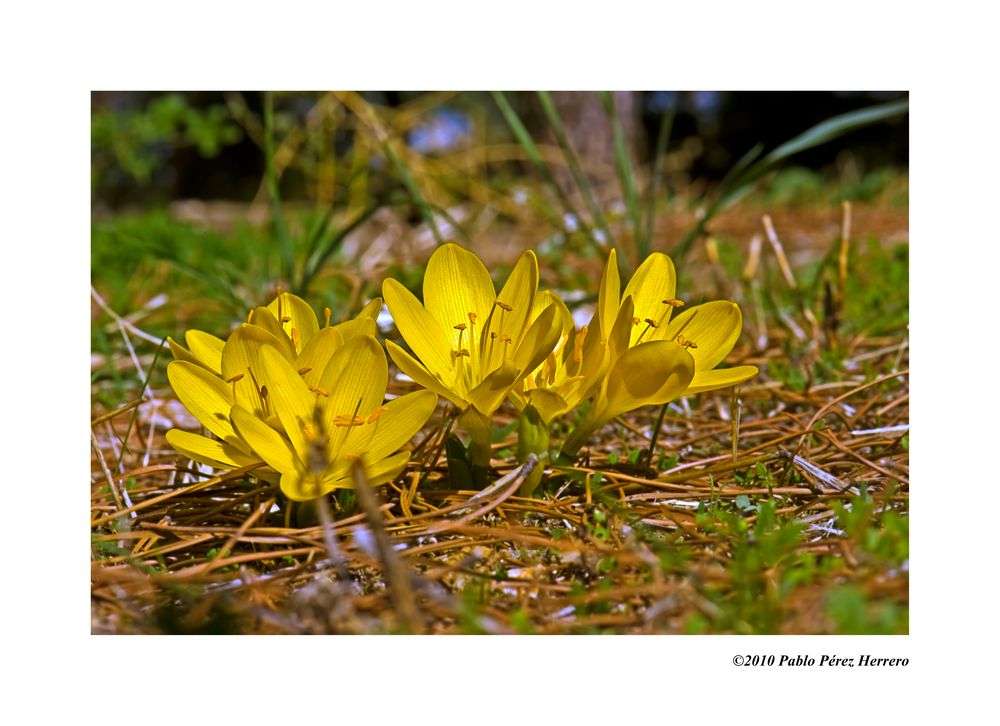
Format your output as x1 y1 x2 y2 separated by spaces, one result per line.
511 290 608 425
165 294 393 488
561 249 758 457
382 243 562 472
228 337 437 501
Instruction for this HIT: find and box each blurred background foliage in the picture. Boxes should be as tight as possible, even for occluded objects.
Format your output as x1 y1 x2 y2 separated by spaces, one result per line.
91 90 908 341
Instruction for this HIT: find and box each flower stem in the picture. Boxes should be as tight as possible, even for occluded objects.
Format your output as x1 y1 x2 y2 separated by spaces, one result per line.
644 402 669 468
460 407 493 487
517 404 551 497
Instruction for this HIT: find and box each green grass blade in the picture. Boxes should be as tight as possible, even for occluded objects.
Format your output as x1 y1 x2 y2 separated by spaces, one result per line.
642 103 675 257
536 91 615 248
762 98 908 165
598 91 642 265
380 136 446 246
673 98 909 259
297 163 370 290
300 202 382 293
491 91 600 249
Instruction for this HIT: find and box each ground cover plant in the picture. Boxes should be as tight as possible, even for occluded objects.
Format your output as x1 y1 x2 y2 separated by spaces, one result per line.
91 92 908 634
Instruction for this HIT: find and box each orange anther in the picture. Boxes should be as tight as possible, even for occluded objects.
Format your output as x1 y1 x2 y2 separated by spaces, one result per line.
366 406 389 424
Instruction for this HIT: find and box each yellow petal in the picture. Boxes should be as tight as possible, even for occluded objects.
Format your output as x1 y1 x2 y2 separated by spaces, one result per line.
319 451 412 491
579 329 608 383
294 326 343 388
357 297 383 320
279 469 330 501
367 389 438 461
600 340 695 422
607 295 635 366
267 292 320 351
168 336 205 368
166 429 260 469
424 243 497 354
597 248 621 340
386 340 469 409
166 360 237 442
494 248 539 345
685 365 759 394
231 404 300 473
623 252 677 345
664 300 743 370
383 277 455 382
526 387 569 424
468 359 519 416
530 290 572 337
362 451 411 487
260 345 318 460
331 315 377 340
513 303 561 377
221 324 286 418
248 307 297 360
185 330 226 374
559 374 601 411
319 335 388 429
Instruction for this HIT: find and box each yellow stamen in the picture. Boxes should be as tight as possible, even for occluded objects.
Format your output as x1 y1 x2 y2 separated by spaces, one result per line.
280 315 292 324
496 301 513 312
454 323 467 330
366 406 389 424
225 373 245 384
309 386 330 397
290 327 301 349
669 309 699 342
246 367 268 415
468 312 477 324
297 367 313 375
323 307 332 326
662 298 685 308
635 318 659 344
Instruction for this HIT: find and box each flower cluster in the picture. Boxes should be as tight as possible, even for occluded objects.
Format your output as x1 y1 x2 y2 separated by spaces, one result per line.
166 292 436 501
166 245 758 500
